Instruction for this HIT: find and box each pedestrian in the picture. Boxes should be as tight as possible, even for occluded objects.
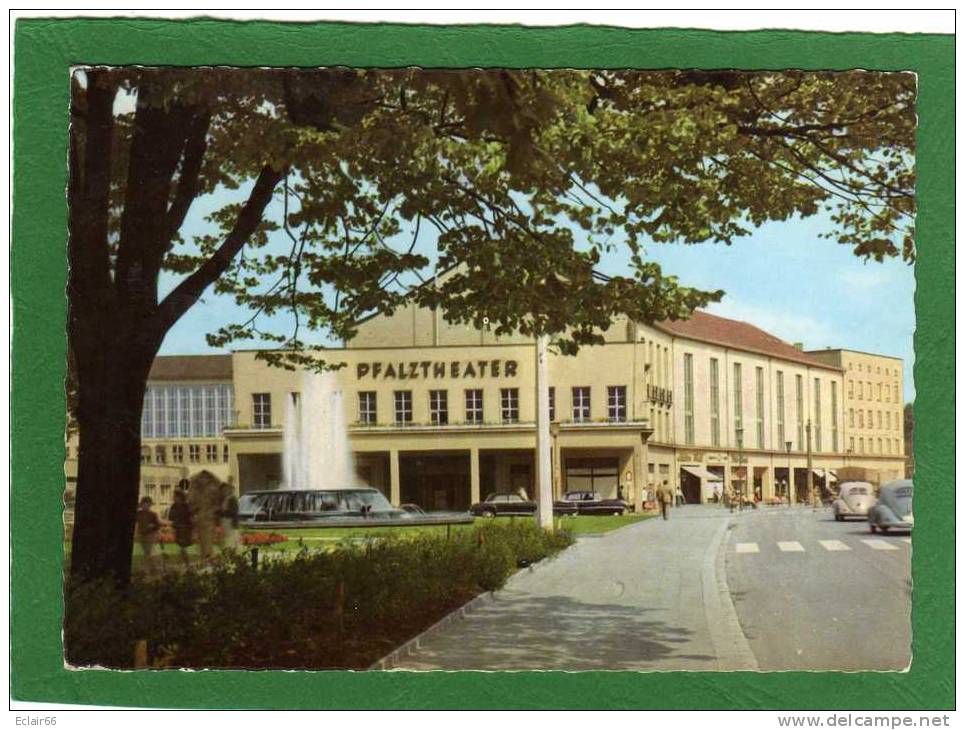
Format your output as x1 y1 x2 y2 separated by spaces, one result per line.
674 484 685 507
188 470 221 561
135 496 162 577
657 480 674 521
217 481 240 552
168 487 194 567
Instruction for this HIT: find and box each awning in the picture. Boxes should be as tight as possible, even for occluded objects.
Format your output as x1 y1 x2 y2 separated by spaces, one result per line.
682 465 723 482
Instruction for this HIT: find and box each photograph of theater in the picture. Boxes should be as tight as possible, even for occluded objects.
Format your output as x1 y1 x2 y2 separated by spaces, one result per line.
96 291 908 517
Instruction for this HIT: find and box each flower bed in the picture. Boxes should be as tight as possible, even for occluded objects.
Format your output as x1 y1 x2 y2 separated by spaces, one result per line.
156 527 287 545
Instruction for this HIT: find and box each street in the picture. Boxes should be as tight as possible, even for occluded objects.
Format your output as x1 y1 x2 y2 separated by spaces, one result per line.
389 505 911 671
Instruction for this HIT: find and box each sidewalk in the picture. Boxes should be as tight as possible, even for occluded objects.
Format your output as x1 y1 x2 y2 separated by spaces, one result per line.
391 505 756 671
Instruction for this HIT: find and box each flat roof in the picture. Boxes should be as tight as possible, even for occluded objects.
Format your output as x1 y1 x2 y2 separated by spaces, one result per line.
148 354 233 382
803 348 903 362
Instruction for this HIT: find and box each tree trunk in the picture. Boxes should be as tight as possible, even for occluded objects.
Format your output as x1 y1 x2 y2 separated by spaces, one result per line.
69 330 158 587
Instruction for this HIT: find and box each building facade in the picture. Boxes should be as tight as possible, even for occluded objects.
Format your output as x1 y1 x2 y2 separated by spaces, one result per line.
66 306 908 513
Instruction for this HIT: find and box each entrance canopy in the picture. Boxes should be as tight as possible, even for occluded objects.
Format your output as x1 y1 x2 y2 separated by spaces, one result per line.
682 465 723 482
813 469 838 482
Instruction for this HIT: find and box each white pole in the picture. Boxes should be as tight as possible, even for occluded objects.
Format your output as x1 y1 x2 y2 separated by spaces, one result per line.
535 334 553 530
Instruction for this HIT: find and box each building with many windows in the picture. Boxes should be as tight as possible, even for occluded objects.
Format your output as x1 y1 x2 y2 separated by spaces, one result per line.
65 302 908 514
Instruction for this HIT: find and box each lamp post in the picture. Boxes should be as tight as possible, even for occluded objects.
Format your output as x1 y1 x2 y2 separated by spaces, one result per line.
805 419 814 510
785 440 793 506
735 426 745 510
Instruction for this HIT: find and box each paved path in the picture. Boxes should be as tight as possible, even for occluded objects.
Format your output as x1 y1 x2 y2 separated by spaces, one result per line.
393 506 755 671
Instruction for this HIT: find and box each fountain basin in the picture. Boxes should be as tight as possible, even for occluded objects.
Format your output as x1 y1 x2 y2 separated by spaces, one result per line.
238 488 474 529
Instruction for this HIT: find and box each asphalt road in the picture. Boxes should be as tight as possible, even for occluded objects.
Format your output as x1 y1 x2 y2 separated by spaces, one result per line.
724 504 912 671
386 505 911 671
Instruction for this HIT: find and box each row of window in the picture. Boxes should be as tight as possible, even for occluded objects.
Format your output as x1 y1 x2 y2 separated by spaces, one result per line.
141 384 235 439
849 436 902 456
847 379 900 404
848 408 903 432
683 357 840 453
850 362 896 376
141 443 229 465
252 387 631 428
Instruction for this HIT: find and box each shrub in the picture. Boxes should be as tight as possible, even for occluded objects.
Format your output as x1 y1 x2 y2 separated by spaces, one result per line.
64 521 573 670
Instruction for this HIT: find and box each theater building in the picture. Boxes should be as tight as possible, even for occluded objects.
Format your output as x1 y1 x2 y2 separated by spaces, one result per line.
220 301 906 509
66 300 907 513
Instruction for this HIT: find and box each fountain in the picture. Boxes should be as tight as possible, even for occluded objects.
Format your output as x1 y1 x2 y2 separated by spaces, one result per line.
238 371 472 528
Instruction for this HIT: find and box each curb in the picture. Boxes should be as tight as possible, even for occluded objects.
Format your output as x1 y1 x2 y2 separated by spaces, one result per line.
701 516 759 670
369 554 559 670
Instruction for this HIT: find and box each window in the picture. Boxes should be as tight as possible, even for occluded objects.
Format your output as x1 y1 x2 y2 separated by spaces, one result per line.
465 389 483 424
813 378 822 452
859 411 865 428
189 444 201 463
154 445 166 464
253 393 271 429
206 444 218 462
710 359 721 447
501 388 519 423
849 408 855 428
223 444 230 464
429 389 449 425
548 387 556 422
878 438 883 454
172 445 184 463
894 383 900 403
140 447 151 465
795 374 804 451
877 410 882 429
849 437 855 453
848 380 854 398
755 367 765 449
884 384 890 401
572 386 591 423
394 391 413 425
358 391 377 424
886 411 891 429
608 385 628 423
776 370 785 448
877 383 882 401
859 437 865 453
733 363 743 441
831 381 838 452
681 355 694 443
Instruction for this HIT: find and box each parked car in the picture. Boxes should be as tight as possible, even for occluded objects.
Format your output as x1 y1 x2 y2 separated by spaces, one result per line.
560 491 628 516
832 481 876 521
470 492 578 518
867 480 914 533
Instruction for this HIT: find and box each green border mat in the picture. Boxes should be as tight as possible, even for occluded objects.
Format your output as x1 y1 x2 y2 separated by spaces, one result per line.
11 20 954 709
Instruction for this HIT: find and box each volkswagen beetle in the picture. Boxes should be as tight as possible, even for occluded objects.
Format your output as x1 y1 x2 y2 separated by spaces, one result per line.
831 481 875 521
867 479 914 533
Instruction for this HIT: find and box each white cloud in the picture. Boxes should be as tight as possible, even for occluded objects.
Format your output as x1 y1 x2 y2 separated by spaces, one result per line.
705 298 839 349
836 266 893 291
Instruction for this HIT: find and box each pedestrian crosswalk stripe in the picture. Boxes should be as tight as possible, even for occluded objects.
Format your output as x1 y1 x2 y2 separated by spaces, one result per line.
777 541 805 552
901 538 912 544
819 540 851 552
735 542 760 554
862 539 899 551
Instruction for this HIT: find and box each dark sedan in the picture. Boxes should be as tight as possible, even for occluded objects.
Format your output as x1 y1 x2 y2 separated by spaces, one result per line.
561 491 628 516
470 492 578 518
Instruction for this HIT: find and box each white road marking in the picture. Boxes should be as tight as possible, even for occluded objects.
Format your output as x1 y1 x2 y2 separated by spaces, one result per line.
735 542 760 554
902 538 912 544
819 540 851 552
862 539 899 551
777 541 805 552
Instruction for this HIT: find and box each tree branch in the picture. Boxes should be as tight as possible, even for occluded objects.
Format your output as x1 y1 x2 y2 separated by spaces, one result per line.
163 108 213 244
153 165 285 335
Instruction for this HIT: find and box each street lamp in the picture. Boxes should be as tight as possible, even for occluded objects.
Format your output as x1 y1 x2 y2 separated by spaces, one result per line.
735 426 745 510
805 419 815 510
785 440 793 506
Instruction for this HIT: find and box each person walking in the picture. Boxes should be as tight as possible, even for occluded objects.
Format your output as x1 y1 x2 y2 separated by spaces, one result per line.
135 496 162 577
217 481 240 552
657 480 674 521
168 487 194 568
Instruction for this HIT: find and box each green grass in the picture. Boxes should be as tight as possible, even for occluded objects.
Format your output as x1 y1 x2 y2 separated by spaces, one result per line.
562 513 653 535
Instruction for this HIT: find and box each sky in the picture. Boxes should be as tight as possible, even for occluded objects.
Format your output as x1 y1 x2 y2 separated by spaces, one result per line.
158 189 918 401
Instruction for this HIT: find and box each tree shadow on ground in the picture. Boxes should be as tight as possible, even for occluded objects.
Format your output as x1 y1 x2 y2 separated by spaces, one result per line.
398 592 716 671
